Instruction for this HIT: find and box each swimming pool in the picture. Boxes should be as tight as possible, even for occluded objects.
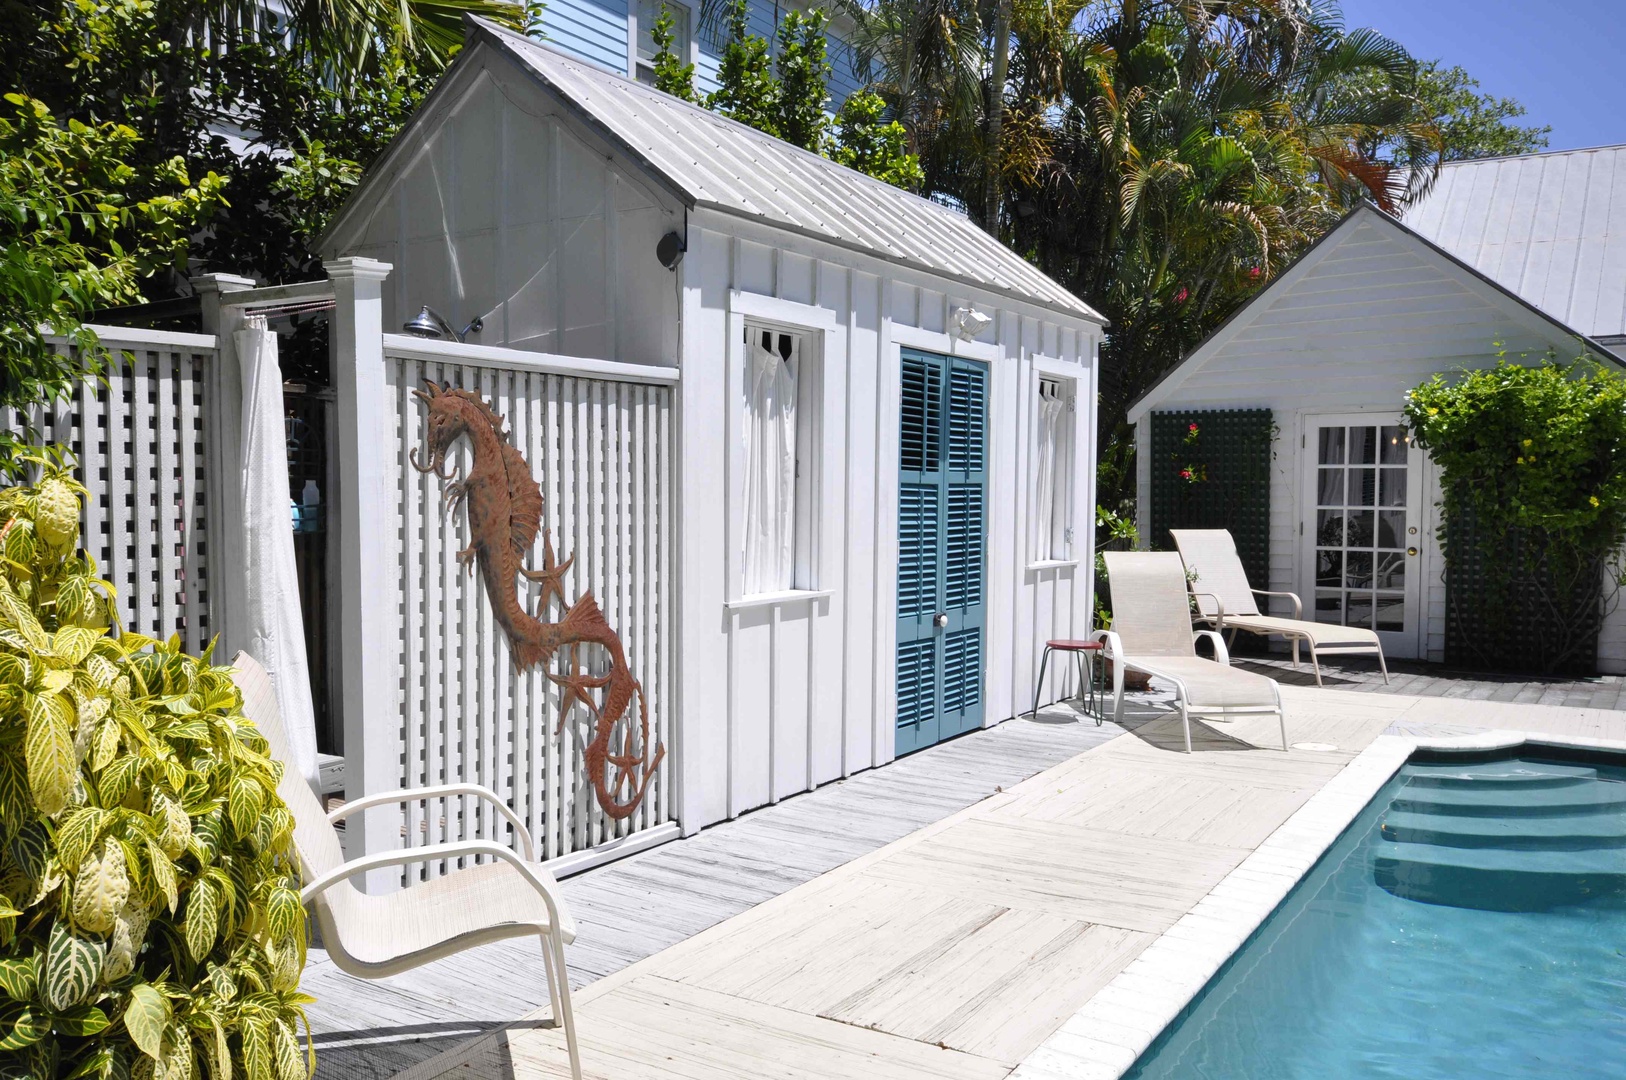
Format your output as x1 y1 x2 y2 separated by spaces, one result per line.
1123 752 1626 1079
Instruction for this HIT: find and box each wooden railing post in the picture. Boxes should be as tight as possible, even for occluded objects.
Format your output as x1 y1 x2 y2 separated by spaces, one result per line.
328 257 398 889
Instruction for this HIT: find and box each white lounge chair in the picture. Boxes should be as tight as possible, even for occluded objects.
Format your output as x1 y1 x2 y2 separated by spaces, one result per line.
230 652 583 1079
1097 551 1287 753
1170 529 1389 687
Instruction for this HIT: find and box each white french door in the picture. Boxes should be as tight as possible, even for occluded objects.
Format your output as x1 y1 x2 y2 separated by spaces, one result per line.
1300 414 1426 659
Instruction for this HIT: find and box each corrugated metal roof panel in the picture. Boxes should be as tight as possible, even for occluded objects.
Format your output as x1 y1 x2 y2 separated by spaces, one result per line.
476 21 1104 323
1403 144 1626 338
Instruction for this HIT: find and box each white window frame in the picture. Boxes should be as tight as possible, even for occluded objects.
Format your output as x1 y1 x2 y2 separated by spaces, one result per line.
1028 358 1084 570
723 294 833 609
630 0 697 84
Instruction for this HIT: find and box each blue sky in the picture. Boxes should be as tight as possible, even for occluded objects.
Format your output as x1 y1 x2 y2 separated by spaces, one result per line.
1339 0 1626 153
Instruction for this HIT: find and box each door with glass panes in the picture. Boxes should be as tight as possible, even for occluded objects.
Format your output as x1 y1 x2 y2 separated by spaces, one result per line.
1301 415 1425 658
896 350 988 755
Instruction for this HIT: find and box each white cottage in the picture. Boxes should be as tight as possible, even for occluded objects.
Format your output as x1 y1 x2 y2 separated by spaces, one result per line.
1129 144 1626 673
317 16 1105 855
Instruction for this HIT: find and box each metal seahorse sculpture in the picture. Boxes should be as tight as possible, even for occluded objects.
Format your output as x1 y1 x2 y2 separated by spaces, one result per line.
409 381 664 820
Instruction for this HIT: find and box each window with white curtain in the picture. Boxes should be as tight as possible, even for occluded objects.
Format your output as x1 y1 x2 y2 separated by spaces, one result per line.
742 326 815 594
1034 376 1074 561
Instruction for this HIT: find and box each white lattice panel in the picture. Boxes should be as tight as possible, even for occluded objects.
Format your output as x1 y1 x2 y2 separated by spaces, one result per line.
385 352 674 873
13 338 217 655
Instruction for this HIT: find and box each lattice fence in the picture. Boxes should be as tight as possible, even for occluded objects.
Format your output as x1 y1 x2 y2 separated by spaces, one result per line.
8 334 218 654
1443 495 1601 675
1149 409 1274 589
385 351 675 876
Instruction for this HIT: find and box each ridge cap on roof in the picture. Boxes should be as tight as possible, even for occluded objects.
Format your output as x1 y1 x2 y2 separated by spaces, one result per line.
465 15 1105 324
1434 142 1626 170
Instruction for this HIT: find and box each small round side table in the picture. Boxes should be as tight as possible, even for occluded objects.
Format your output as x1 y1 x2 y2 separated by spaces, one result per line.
1029 639 1104 724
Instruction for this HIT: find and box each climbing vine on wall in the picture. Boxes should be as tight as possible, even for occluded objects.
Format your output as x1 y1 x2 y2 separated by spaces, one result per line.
1404 355 1626 673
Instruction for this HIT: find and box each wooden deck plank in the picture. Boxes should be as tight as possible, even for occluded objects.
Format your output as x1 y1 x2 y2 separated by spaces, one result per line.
448 976 1009 1080
305 712 1120 1079
856 816 1249 933
823 914 1148 1066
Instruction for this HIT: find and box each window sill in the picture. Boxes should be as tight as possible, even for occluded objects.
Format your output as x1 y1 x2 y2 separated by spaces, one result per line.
725 589 833 612
1026 559 1080 572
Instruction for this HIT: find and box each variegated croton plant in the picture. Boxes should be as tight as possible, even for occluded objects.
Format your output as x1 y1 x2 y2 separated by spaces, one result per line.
0 450 311 1080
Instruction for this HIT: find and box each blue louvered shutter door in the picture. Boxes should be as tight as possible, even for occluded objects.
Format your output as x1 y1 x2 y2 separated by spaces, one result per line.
941 358 987 736
897 351 987 755
896 352 944 754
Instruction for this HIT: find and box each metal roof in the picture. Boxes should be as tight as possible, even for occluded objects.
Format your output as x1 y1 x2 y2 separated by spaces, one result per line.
1402 144 1626 340
471 19 1104 324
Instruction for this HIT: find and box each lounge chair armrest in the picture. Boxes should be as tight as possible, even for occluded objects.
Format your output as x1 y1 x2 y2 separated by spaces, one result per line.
1189 591 1225 628
328 784 536 862
1089 628 1123 661
1251 589 1303 620
1193 629 1231 665
300 839 576 942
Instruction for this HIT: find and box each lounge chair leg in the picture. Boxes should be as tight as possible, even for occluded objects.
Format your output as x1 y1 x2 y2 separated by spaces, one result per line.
1180 700 1192 754
550 933 583 1080
1112 660 1125 725
1030 647 1052 719
1377 649 1390 685
1310 644 1323 688
540 932 563 1033
1292 638 1299 669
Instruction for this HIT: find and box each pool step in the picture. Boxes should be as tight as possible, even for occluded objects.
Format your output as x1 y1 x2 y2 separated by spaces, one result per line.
1381 809 1626 850
1374 840 1626 910
1389 781 1626 818
1402 761 1598 790
1375 760 1626 910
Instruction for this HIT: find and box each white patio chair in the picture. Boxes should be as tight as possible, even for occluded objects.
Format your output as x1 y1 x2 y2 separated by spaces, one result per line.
1170 529 1389 687
230 652 583 1079
1097 552 1287 753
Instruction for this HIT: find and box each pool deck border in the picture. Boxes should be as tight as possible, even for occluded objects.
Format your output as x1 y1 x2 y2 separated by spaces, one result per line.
1010 728 1626 1080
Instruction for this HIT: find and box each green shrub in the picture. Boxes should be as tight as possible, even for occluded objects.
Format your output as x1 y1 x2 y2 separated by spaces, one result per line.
1404 355 1626 671
0 451 311 1080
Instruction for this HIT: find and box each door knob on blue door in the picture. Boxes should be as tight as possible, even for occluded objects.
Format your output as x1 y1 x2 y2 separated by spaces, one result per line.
933 612 949 628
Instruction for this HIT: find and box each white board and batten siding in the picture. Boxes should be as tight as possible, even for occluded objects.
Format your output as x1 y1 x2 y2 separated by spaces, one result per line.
1131 206 1626 671
676 212 1102 834
18 328 221 655
320 53 682 369
363 334 678 882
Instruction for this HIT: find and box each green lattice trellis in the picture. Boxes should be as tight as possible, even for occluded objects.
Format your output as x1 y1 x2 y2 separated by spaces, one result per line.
1149 409 1273 590
1443 493 1601 675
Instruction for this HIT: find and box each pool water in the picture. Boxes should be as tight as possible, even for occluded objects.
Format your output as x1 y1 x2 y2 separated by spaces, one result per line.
1124 754 1626 1080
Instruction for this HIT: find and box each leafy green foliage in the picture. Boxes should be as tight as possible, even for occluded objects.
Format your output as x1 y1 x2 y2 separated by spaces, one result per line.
1405 355 1626 671
708 0 781 136
650 3 698 102
0 451 311 1080
0 93 221 456
831 91 925 190
5 0 524 368
774 10 831 152
1414 61 1550 162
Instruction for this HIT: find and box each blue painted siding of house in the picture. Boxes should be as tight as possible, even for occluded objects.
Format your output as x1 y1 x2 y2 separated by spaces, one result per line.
536 0 865 109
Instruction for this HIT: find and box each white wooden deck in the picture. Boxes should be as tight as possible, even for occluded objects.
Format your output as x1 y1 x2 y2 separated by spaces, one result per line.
380 685 1626 1080
303 708 1121 1080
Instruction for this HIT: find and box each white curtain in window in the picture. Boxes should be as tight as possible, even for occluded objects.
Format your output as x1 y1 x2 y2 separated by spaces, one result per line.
236 316 320 789
1034 381 1065 560
742 332 799 594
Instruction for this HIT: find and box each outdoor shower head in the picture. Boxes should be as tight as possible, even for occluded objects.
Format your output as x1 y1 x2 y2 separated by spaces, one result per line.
403 304 483 342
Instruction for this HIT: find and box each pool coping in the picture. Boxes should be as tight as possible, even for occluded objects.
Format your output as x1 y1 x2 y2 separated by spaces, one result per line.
1010 728 1626 1080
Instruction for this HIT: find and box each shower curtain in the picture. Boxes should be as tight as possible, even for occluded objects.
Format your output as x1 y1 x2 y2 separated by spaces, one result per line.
236 315 321 788
742 331 799 594
1034 381 1065 560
